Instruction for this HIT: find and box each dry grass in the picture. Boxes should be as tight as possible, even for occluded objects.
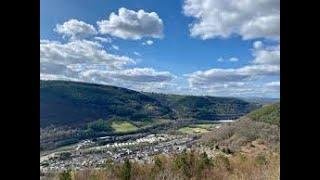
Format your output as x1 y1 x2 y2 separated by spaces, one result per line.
178 127 209 134
44 151 279 180
201 118 280 153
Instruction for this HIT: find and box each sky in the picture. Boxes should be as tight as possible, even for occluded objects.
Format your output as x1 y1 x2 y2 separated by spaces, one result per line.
40 0 280 98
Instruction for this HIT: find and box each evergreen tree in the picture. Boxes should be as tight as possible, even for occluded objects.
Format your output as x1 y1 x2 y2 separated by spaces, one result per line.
120 159 131 180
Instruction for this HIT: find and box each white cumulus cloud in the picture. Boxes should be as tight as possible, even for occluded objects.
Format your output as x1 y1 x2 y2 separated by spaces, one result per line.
217 57 239 62
265 81 280 91
142 40 154 45
229 57 239 62
55 19 97 40
186 64 279 87
81 68 175 83
97 8 164 40
40 40 134 69
133 51 141 56
252 44 280 65
185 42 280 97
183 0 280 40
217 57 224 62
253 41 264 49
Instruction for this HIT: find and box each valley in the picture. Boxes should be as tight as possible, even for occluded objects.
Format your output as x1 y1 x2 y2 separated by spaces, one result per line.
40 81 279 180
40 120 232 174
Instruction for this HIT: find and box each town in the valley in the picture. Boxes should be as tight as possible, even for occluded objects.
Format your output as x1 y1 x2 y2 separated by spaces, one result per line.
40 121 227 173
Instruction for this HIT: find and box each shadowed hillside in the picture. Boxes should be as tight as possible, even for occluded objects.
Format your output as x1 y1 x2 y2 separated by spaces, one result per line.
40 80 173 128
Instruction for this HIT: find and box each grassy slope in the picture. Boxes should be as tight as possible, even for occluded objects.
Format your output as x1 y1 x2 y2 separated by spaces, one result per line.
247 103 280 126
201 102 280 153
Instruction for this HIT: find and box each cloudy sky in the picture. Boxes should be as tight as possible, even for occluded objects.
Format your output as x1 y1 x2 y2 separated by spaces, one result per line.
41 0 280 98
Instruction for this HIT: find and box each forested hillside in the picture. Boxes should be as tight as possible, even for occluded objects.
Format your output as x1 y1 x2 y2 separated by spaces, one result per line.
41 80 258 128
40 80 173 127
149 93 256 119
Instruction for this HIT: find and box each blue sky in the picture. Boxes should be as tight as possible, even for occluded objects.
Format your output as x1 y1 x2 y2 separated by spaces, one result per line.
40 0 280 98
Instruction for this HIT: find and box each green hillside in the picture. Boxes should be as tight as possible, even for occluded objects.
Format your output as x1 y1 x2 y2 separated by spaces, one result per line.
247 102 280 126
40 80 258 128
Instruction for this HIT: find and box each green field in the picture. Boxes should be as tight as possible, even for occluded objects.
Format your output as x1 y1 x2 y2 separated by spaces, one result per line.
194 123 218 130
111 121 139 133
132 119 171 128
178 127 209 134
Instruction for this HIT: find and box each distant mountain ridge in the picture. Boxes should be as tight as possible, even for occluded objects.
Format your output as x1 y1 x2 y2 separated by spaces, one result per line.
40 80 258 128
240 97 280 105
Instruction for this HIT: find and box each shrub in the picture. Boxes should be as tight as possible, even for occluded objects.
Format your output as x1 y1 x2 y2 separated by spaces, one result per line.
58 152 71 160
255 154 268 165
119 159 131 180
58 170 72 180
87 119 110 132
214 154 231 171
173 150 192 178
